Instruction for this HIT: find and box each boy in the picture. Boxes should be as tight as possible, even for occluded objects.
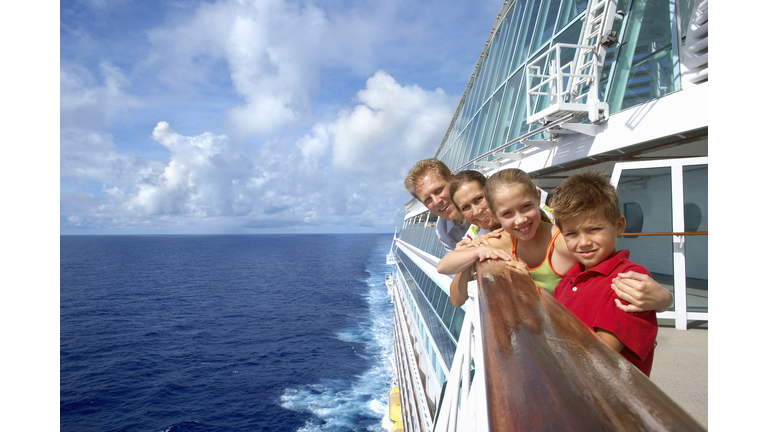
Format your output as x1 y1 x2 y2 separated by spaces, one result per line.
551 171 657 376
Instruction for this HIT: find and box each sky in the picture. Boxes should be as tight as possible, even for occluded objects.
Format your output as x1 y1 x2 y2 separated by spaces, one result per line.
58 0 505 234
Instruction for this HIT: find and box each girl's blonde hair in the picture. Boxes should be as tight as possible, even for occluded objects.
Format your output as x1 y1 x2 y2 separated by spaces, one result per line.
484 168 551 222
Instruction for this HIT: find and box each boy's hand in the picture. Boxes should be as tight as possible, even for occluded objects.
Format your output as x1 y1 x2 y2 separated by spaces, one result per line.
611 271 674 313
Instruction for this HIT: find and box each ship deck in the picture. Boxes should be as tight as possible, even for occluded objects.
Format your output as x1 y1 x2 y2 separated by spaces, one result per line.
650 321 708 429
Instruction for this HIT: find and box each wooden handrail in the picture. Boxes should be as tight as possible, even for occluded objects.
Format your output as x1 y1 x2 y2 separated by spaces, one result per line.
619 231 708 237
475 260 705 431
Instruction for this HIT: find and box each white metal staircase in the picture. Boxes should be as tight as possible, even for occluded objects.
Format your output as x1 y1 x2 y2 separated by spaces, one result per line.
526 0 619 125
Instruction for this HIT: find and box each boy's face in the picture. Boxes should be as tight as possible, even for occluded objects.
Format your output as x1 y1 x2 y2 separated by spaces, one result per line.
560 213 626 271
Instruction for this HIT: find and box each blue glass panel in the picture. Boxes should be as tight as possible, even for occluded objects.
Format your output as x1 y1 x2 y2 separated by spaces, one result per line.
511 0 543 72
449 307 465 341
557 0 588 32
436 292 448 321
477 86 505 160
607 0 681 113
531 0 563 54
497 0 528 86
482 20 509 102
491 70 523 153
504 69 532 148
683 165 707 313
469 103 490 161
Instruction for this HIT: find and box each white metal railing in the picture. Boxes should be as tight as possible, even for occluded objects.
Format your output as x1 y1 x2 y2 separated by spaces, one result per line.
526 43 609 124
392 275 434 432
431 282 489 432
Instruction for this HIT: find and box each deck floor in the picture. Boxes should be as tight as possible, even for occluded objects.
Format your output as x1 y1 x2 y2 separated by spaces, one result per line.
650 321 708 429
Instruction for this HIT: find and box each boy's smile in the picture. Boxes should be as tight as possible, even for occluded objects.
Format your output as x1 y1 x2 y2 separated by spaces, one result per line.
560 213 626 270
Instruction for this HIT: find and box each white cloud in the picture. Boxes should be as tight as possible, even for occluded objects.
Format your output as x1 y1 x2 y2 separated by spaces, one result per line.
61 70 451 232
145 0 383 136
58 0 492 233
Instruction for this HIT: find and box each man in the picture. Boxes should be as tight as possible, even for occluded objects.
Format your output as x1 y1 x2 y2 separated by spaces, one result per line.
404 158 471 252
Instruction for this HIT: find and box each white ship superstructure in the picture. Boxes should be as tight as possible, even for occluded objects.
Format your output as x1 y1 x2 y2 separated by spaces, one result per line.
385 0 707 430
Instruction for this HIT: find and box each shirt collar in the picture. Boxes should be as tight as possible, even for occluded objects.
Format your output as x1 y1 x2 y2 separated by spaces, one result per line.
567 250 630 278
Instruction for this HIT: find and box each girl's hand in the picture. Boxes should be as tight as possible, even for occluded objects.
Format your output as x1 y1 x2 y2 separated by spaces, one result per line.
611 271 674 313
477 246 512 263
505 259 530 277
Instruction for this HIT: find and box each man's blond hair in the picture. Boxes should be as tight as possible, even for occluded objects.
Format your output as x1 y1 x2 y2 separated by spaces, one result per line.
404 158 452 200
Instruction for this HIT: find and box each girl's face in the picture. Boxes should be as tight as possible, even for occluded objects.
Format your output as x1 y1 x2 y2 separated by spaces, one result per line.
491 186 542 241
453 181 495 230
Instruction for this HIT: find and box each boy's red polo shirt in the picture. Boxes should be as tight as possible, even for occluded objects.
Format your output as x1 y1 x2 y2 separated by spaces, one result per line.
554 250 658 376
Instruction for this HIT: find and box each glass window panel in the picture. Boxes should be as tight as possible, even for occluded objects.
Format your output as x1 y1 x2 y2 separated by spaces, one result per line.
477 86 505 160
429 282 441 308
607 0 681 113
493 11 516 89
497 0 529 86
511 0 543 72
531 0 563 54
504 69 533 151
424 280 435 300
464 82 480 123
449 307 465 341
557 0 588 32
683 165 707 313
462 116 480 166
474 58 494 112
436 292 448 321
469 103 490 161
441 303 455 330
482 21 509 102
491 70 523 153
615 167 674 305
678 0 695 40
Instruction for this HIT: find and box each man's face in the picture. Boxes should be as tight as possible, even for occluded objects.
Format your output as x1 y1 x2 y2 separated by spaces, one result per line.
413 170 457 220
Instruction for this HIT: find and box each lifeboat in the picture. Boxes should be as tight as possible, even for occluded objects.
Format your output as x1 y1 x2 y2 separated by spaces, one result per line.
388 387 401 422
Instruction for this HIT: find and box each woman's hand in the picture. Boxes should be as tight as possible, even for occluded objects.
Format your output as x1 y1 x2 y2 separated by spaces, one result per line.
611 271 674 313
454 238 474 251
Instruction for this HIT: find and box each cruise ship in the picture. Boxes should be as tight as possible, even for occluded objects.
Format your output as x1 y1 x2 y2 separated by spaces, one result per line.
385 0 707 430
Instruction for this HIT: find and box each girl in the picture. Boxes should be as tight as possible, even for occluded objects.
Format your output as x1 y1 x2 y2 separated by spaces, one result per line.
438 168 672 312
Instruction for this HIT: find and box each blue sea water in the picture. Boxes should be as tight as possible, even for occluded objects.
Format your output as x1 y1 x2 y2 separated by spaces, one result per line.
60 234 396 432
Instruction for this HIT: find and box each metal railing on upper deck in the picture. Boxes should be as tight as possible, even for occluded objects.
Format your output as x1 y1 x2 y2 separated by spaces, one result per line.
398 225 447 260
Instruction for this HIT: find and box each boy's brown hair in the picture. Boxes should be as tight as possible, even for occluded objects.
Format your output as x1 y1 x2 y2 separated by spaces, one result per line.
404 158 453 200
551 170 621 230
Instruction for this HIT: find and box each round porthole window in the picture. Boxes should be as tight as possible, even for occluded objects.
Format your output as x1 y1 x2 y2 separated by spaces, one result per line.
684 203 702 232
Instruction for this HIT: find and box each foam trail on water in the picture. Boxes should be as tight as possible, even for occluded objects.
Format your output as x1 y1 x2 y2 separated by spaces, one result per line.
280 238 395 431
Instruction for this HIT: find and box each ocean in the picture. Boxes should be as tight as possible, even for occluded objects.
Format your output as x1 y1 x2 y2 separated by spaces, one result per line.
60 234 395 432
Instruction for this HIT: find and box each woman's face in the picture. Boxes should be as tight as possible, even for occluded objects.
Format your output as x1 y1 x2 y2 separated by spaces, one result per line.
452 181 495 230
491 186 541 241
